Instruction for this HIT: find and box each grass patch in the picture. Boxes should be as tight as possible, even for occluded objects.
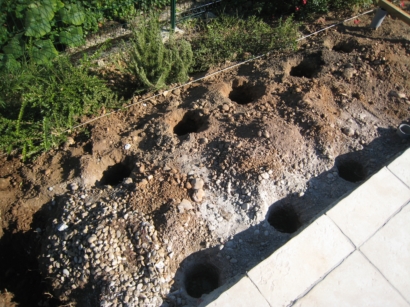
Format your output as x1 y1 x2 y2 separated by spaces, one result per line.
190 14 299 72
0 54 119 160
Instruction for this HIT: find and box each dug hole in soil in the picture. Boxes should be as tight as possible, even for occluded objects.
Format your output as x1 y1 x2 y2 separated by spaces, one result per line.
1 12 410 307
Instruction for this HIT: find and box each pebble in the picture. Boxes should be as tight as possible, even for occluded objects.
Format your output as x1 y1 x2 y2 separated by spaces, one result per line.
343 68 356 79
88 235 97 244
69 183 79 191
263 130 270 138
0 178 10 191
123 177 133 185
342 127 355 137
191 178 204 189
63 269 70 277
139 179 148 188
124 144 131 150
222 104 230 111
199 137 208 144
389 90 406 98
260 172 269 180
57 223 68 231
191 189 205 202
178 199 193 213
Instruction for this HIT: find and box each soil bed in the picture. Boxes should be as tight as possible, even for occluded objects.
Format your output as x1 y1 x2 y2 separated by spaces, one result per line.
1 12 410 307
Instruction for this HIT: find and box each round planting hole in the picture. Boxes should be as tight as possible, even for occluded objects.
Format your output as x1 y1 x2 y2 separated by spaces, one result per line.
185 263 220 298
174 111 206 136
290 54 323 78
229 85 254 105
268 204 301 233
337 160 366 183
99 163 132 186
332 41 356 53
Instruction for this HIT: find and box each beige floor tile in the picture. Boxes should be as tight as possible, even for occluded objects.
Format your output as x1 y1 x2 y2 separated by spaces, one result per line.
247 215 354 307
200 276 270 307
388 148 410 188
361 203 410 303
293 251 409 307
327 167 410 247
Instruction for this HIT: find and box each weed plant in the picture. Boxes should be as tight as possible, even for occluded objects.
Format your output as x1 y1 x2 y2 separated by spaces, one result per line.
191 15 299 72
122 16 193 92
0 54 118 160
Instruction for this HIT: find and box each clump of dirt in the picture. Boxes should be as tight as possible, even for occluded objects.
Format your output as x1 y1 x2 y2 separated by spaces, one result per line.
1 12 410 307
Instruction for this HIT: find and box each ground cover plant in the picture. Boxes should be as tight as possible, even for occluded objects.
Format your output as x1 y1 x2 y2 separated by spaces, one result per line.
190 14 299 72
0 53 118 159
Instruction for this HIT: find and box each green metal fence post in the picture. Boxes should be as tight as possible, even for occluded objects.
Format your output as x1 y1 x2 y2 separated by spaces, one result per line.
171 0 176 31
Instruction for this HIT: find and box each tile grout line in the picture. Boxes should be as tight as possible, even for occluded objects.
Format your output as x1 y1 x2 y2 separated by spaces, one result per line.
288 253 354 307
358 200 410 249
358 250 410 306
289 215 356 306
245 272 273 307
387 166 410 190
324 213 357 249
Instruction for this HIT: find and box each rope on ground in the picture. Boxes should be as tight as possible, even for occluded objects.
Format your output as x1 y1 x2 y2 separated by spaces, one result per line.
1 8 376 158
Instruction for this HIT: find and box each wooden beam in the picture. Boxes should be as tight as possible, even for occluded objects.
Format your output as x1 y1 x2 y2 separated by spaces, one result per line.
378 0 410 26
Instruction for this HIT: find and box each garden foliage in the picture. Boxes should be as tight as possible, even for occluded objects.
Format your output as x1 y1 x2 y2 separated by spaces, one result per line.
0 0 170 68
0 54 118 159
122 16 193 91
191 15 299 72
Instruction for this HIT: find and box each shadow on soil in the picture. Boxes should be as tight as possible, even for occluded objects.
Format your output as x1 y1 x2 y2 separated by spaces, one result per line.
167 126 410 306
0 202 62 307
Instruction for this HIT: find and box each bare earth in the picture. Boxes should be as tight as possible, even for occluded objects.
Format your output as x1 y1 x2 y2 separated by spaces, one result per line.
1 12 410 307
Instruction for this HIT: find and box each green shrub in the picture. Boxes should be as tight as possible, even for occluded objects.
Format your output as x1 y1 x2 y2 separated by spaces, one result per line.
191 15 299 72
122 16 193 92
0 53 118 159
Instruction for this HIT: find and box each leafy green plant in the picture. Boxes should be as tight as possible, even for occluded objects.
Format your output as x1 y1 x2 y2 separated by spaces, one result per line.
191 15 299 72
0 53 118 159
122 16 193 92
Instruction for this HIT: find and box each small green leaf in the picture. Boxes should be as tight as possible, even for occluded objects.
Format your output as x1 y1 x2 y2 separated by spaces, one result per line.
2 36 24 58
59 26 84 47
0 54 21 72
25 6 53 37
31 39 58 64
60 4 86 26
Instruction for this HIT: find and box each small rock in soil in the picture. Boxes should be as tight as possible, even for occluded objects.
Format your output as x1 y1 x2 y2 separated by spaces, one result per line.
342 127 355 137
191 178 204 189
0 178 10 190
178 199 193 213
69 183 79 191
192 188 205 202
